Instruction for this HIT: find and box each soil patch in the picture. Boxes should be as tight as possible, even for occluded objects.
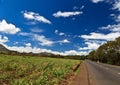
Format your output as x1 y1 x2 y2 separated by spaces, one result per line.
71 61 89 85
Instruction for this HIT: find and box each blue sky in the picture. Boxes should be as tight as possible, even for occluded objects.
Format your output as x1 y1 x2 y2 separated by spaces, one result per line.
0 0 120 55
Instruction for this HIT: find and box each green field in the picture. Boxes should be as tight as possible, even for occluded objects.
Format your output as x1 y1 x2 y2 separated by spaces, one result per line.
0 55 81 85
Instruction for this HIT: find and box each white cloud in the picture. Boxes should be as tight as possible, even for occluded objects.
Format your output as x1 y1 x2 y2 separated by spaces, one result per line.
55 30 73 37
111 0 120 24
25 43 31 47
100 24 120 32
110 14 120 23
110 14 116 17
73 6 79 10
0 20 20 34
0 35 9 43
53 11 83 18
116 15 120 22
91 0 103 3
14 42 19 45
80 5 85 9
112 1 120 11
19 31 70 46
79 42 100 50
55 30 58 34
81 32 120 40
26 21 38 25
59 32 65 36
55 30 65 36
73 5 85 10
19 32 31 36
83 0 120 54
7 46 37 53
3 44 87 55
34 34 54 46
19 32 54 46
23 11 51 24
30 28 43 33
64 50 88 55
59 39 70 44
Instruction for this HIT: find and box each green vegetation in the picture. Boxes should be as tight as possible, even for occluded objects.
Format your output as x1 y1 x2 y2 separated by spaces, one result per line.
88 37 120 65
0 55 81 85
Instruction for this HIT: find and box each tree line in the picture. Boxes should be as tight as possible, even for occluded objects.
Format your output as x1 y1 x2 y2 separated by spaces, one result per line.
88 37 120 65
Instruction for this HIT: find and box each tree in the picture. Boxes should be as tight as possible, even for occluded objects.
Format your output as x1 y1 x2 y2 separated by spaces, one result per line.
88 37 120 65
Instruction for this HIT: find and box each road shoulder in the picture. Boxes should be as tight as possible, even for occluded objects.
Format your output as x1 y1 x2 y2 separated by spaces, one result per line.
71 61 89 85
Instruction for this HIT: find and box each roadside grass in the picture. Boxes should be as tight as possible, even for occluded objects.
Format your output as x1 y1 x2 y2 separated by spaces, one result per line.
0 55 81 85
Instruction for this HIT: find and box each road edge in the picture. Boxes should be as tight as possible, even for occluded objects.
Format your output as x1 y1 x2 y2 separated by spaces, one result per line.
71 61 89 85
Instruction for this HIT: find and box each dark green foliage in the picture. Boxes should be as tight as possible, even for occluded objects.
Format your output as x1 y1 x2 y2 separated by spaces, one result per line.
88 37 120 65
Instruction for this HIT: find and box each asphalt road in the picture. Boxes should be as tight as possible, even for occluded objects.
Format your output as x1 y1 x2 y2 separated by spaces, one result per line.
85 60 120 85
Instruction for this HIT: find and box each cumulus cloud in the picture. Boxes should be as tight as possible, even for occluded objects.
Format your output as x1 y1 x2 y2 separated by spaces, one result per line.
81 32 120 40
0 20 20 34
25 43 31 47
80 0 120 54
19 32 54 46
111 1 120 23
109 13 120 23
53 11 83 18
116 15 120 22
8 46 53 54
23 11 51 24
19 31 70 46
91 0 103 3
3 44 87 55
79 42 100 50
0 35 9 43
100 24 120 32
34 34 54 46
112 1 120 11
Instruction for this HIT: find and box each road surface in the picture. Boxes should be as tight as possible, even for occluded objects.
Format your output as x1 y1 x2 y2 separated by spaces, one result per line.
85 60 120 85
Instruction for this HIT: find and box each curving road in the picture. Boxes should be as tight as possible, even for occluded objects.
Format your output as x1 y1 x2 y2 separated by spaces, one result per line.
85 60 120 85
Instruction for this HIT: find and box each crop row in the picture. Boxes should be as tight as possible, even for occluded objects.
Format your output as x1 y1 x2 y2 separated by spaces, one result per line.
0 55 81 85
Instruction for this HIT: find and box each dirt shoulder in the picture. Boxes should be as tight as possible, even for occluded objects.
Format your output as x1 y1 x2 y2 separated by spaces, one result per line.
71 61 95 85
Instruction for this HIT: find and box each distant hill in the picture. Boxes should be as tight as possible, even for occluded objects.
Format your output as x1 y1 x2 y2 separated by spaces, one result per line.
0 44 86 60
0 44 54 56
0 44 9 52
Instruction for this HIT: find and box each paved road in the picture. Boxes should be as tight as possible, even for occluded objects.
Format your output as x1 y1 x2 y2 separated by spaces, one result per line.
85 60 120 85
